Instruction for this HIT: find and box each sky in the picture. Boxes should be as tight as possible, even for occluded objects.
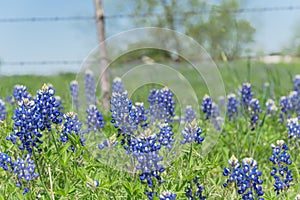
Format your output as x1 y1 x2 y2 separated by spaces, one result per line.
0 0 300 75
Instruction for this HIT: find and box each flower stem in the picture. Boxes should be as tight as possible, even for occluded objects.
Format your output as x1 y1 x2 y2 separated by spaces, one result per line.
47 164 55 200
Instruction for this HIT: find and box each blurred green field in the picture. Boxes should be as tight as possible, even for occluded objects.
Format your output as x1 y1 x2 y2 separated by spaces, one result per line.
1 59 299 104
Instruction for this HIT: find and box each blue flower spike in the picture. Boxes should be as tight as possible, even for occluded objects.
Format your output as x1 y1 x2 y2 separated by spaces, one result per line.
0 99 6 122
223 156 264 200
269 140 293 195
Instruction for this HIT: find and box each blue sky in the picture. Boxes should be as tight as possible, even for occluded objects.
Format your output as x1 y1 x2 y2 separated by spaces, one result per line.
0 0 300 75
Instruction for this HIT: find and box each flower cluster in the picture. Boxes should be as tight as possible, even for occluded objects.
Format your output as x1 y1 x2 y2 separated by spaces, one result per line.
249 98 262 130
184 105 197 123
226 93 239 121
7 98 43 154
60 112 84 146
223 156 264 199
266 99 278 117
14 155 39 194
35 84 62 131
128 130 165 188
181 119 204 145
110 91 135 137
201 95 223 130
269 140 293 195
294 74 300 93
240 83 254 109
131 102 148 129
84 70 96 107
185 176 206 200
0 153 38 194
148 87 175 123
70 80 80 110
0 99 6 122
157 123 174 150
13 85 29 102
286 118 300 139
279 96 291 122
159 191 177 200
112 77 125 94
86 104 105 133
0 152 12 171
289 91 300 117
201 95 213 120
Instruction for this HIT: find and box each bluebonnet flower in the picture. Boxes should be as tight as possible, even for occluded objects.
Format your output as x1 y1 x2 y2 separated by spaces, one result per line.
181 119 204 144
266 99 278 117
183 105 197 123
279 96 291 122
131 102 148 129
289 91 300 116
112 77 125 94
110 91 136 137
84 70 96 106
294 74 300 93
249 98 262 130
148 87 175 123
127 129 165 188
70 80 80 110
160 191 176 200
201 95 213 120
60 112 84 146
86 104 105 133
145 190 156 200
86 179 100 190
0 152 13 171
7 98 43 154
240 83 254 109
185 176 206 200
286 118 300 139
227 93 239 121
34 84 62 131
0 99 6 122
93 180 99 187
13 85 29 102
13 154 39 194
110 95 149 143
1 152 39 195
223 156 264 199
201 95 223 130
269 140 293 195
157 123 174 150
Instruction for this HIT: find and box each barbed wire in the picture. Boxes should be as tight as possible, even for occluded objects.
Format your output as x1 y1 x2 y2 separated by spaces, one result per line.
0 6 300 23
0 60 83 66
0 54 298 66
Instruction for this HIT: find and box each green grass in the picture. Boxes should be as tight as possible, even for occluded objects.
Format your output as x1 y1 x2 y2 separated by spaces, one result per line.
0 60 300 199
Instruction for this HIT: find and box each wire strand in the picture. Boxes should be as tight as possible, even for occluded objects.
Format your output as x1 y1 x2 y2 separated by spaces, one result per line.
0 6 300 23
